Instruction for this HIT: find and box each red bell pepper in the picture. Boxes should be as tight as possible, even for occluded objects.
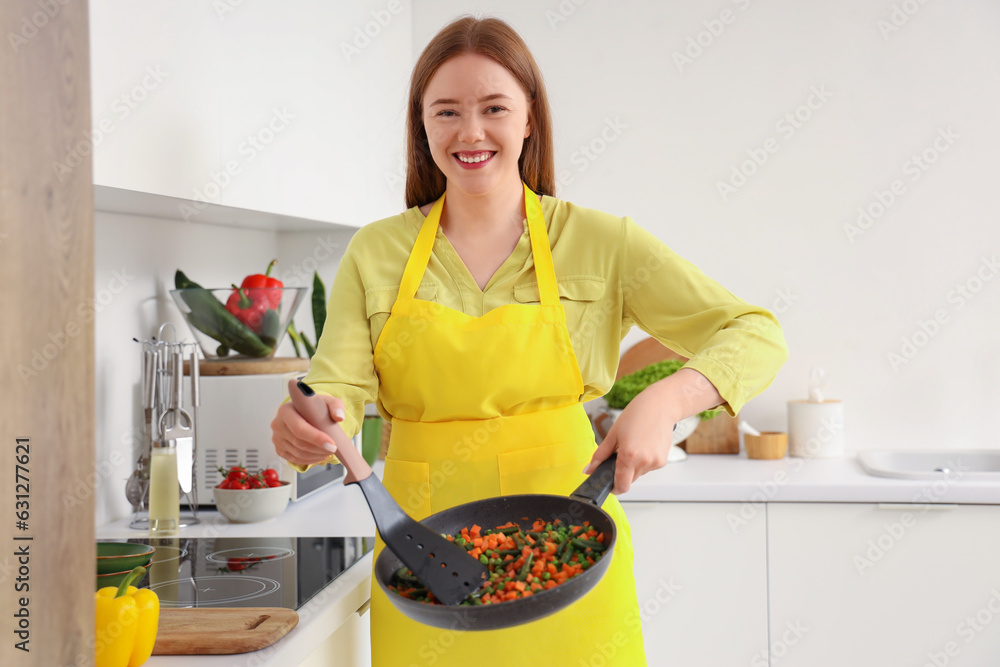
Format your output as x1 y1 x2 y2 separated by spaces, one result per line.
240 259 283 309
225 285 269 332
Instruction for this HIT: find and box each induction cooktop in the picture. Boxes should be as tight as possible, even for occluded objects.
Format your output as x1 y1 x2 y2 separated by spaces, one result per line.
119 536 374 610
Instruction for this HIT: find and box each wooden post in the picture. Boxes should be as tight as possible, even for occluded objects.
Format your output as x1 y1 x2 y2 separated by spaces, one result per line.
0 1 95 665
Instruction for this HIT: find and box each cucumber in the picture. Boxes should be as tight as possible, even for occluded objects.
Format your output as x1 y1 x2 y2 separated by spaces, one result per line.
174 270 274 357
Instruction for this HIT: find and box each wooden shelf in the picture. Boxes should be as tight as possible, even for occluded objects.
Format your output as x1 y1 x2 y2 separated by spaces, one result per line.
182 357 310 376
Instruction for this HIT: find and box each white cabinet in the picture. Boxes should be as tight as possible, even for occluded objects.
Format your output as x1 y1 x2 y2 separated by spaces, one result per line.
300 604 371 667
90 0 413 227
623 502 769 666
767 503 1000 667
89 2 222 204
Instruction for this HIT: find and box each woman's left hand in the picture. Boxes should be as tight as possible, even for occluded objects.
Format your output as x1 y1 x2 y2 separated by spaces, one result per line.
583 386 677 495
583 367 724 494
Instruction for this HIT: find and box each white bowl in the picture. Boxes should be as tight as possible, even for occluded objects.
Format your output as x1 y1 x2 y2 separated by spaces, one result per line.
213 482 290 523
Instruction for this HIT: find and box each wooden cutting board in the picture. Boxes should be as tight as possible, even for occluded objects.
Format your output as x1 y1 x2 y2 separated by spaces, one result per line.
152 607 299 654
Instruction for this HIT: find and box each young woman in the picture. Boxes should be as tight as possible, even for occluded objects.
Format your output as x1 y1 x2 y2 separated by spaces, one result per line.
272 15 787 665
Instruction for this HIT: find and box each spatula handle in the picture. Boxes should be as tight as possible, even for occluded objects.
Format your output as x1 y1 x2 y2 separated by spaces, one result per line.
288 379 372 485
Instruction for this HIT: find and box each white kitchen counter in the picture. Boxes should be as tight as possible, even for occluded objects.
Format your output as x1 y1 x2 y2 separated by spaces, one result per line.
96 451 1000 665
618 449 1000 504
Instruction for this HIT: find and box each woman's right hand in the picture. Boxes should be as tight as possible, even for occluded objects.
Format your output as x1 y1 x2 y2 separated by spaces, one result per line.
270 394 346 467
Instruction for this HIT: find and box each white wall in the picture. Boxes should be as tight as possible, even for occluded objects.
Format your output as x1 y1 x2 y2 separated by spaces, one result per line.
412 0 1000 449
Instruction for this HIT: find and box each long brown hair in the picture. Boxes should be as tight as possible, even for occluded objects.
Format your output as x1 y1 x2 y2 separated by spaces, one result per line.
404 16 555 209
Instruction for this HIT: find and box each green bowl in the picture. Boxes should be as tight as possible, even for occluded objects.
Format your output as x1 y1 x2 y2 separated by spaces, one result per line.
96 564 150 591
97 542 155 575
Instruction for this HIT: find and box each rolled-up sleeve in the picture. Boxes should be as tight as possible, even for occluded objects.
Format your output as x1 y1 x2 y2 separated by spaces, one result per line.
619 216 788 416
286 233 379 473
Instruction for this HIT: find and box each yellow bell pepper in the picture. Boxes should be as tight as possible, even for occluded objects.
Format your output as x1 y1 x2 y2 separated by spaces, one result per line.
95 566 159 667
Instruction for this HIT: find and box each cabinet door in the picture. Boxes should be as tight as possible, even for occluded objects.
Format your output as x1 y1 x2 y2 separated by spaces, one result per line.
300 605 371 667
215 1 412 226
623 502 768 666
768 503 1000 667
90 2 222 200
91 1 412 226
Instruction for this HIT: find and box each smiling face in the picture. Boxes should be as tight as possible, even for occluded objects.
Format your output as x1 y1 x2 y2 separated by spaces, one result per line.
422 52 532 197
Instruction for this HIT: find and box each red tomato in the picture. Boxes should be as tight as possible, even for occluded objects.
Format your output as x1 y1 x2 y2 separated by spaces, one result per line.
233 481 250 490
217 479 231 489
262 468 279 483
227 469 248 482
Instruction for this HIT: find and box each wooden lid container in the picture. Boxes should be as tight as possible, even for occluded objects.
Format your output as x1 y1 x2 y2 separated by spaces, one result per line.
744 432 788 460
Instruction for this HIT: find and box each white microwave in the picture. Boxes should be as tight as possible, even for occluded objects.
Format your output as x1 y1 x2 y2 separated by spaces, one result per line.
188 370 354 504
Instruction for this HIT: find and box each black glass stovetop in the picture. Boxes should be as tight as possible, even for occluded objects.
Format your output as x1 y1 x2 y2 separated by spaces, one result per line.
121 536 374 610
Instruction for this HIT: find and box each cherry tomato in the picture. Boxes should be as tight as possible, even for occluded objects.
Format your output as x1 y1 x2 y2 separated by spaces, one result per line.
233 481 250 490
227 469 248 483
262 468 279 483
218 479 232 490
266 480 282 488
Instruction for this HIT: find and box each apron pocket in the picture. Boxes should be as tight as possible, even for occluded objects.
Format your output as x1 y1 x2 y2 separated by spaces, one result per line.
381 457 432 520
497 440 595 497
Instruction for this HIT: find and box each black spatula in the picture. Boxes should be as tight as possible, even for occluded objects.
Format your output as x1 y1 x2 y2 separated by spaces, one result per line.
288 380 488 605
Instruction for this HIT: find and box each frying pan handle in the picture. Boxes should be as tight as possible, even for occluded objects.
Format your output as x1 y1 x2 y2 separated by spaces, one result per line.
569 453 617 507
570 424 677 505
288 379 372 485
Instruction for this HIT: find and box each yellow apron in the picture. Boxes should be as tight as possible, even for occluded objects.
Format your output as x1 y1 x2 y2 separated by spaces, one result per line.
370 183 647 666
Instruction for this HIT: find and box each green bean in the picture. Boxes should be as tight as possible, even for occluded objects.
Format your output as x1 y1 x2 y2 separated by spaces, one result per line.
572 538 607 552
517 552 534 581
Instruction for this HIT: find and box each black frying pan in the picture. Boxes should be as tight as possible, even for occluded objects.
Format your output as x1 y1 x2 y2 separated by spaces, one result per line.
289 379 620 629
373 455 618 631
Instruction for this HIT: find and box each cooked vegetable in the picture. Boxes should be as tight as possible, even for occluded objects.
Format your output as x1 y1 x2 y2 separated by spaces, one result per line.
605 359 721 419
387 519 606 605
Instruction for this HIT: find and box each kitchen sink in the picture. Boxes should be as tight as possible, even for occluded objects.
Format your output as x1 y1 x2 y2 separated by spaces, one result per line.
858 449 1000 481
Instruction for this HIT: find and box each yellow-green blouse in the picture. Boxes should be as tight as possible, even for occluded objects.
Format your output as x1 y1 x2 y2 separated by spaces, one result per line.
295 195 788 469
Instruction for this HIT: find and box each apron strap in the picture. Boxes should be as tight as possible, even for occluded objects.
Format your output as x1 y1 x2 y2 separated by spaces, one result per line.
522 182 559 307
399 183 559 306
398 194 444 300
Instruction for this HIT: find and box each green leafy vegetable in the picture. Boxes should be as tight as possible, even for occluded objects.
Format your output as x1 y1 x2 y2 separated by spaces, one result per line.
287 269 326 359
605 359 721 419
